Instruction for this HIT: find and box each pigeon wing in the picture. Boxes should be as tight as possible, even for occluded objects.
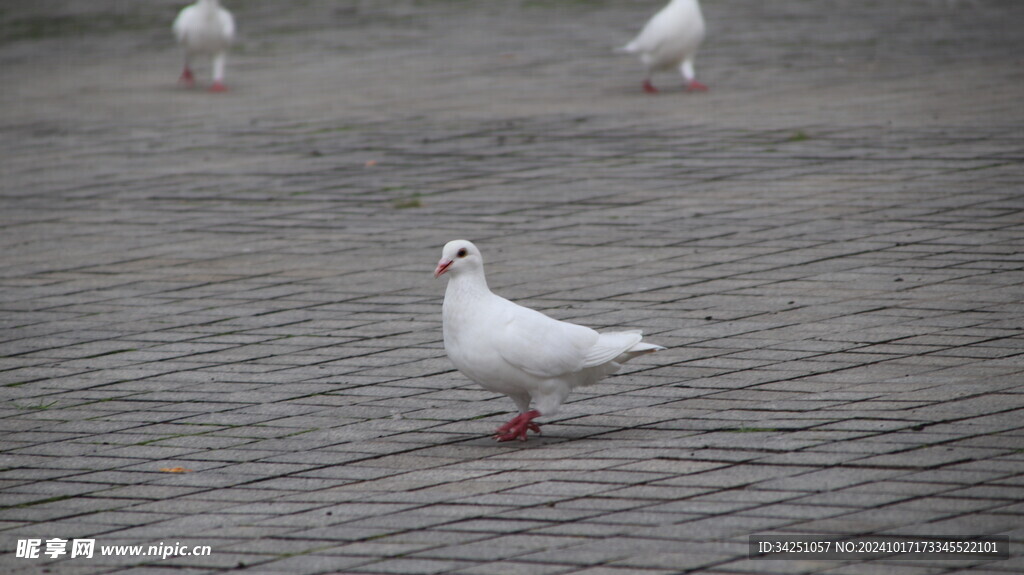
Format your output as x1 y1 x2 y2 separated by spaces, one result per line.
172 6 195 40
219 8 236 40
493 300 597 379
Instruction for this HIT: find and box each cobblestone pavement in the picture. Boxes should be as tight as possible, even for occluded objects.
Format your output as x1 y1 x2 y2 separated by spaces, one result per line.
2 0 1023 573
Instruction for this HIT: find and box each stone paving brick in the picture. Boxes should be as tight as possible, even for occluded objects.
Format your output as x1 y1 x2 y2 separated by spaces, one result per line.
454 562 574 575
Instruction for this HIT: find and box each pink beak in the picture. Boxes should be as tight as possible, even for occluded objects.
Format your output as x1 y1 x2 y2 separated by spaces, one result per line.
434 259 453 278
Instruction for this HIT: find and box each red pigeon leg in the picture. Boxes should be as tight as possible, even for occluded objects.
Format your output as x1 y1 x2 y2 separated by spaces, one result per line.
179 67 195 88
686 80 708 92
494 410 542 442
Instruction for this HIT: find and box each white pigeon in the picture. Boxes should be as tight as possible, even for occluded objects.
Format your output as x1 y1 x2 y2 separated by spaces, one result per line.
172 0 236 92
435 240 665 442
621 0 708 93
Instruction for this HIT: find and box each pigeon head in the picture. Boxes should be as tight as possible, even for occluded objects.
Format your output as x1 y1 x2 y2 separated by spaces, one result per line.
434 239 483 279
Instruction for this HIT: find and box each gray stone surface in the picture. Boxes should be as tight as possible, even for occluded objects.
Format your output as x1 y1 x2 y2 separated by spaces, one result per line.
2 0 1023 573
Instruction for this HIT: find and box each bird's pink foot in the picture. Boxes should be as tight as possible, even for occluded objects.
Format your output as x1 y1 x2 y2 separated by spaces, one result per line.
643 80 659 94
494 410 541 442
686 80 708 92
209 81 228 93
179 68 195 88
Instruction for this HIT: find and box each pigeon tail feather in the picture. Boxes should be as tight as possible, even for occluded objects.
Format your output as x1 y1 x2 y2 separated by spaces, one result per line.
583 330 643 368
617 41 640 54
628 342 666 354
614 340 666 365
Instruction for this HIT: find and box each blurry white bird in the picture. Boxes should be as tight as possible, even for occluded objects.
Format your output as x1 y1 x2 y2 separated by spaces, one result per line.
621 0 707 93
435 240 665 442
172 0 235 92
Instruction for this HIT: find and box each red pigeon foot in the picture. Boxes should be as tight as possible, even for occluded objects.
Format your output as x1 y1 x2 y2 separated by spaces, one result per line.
494 410 542 442
179 68 195 88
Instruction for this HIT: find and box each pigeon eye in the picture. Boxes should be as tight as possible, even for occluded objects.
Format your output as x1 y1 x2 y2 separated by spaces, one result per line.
457 248 468 258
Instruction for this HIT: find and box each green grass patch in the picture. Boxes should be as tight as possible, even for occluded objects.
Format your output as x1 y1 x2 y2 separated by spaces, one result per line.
393 194 423 209
5 494 73 509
